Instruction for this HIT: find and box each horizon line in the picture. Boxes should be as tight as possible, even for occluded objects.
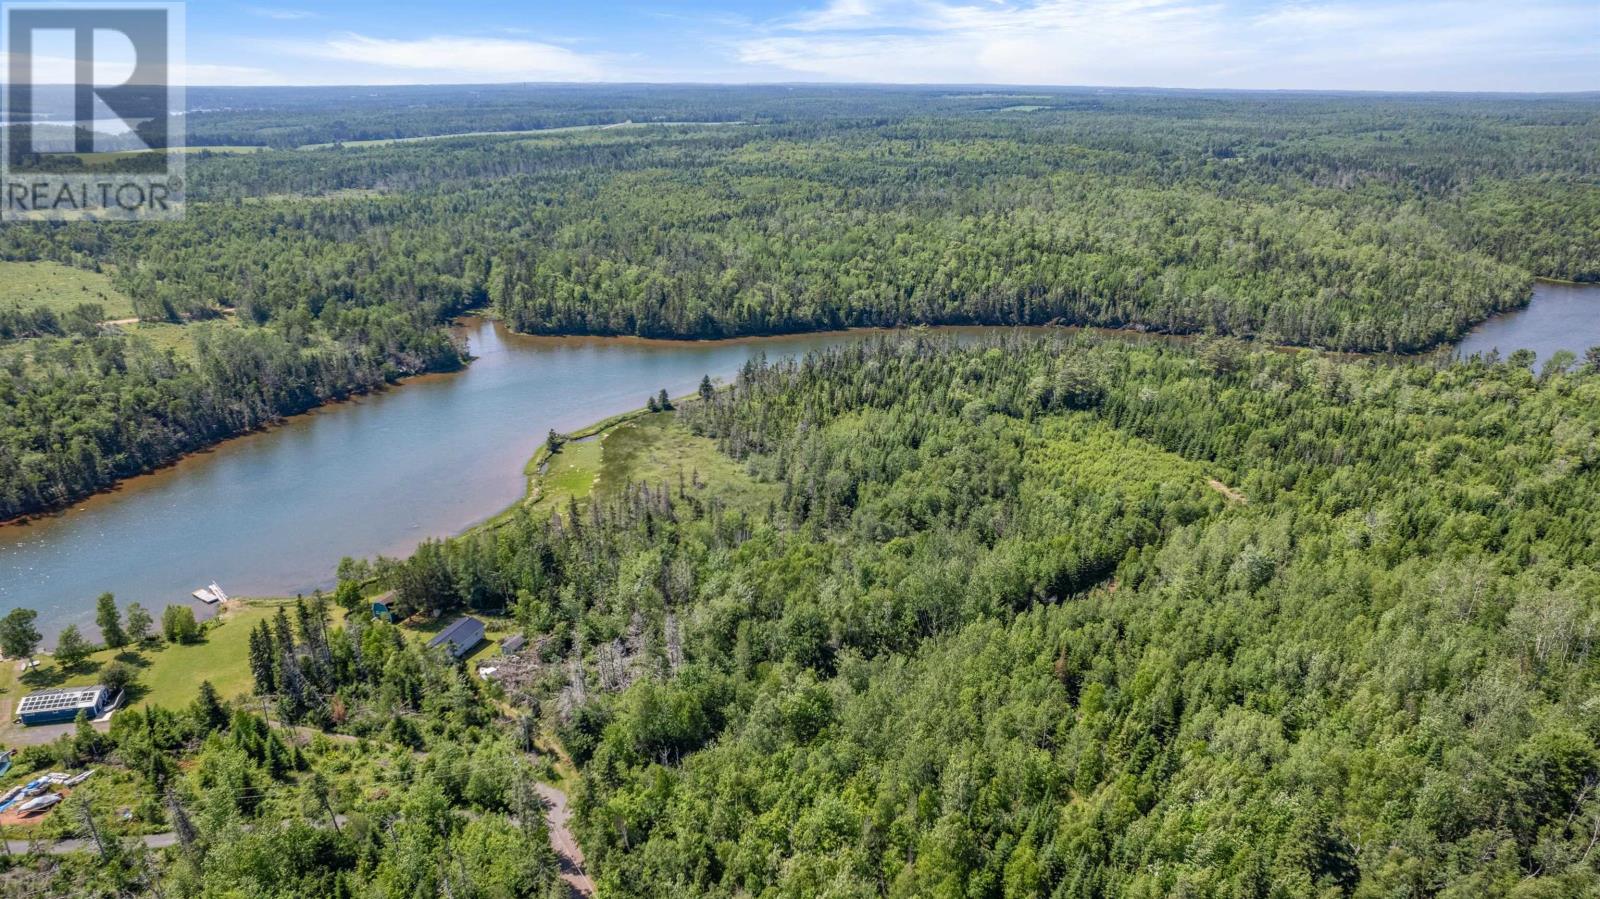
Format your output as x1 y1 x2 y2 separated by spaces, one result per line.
170 80 1600 97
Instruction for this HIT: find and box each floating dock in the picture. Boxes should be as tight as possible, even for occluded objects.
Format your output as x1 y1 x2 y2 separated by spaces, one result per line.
192 582 229 604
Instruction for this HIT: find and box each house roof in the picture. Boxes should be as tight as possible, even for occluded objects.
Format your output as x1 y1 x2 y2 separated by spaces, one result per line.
18 686 107 716
501 634 526 652
428 616 484 651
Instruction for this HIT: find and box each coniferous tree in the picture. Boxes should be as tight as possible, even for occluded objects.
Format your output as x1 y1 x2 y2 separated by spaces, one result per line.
190 680 228 734
73 710 107 761
248 622 277 695
272 608 309 722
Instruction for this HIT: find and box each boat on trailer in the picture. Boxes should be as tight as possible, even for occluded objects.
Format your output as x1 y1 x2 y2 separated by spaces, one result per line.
17 792 62 814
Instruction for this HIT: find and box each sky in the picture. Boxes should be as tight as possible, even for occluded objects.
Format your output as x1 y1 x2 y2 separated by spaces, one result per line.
162 0 1598 91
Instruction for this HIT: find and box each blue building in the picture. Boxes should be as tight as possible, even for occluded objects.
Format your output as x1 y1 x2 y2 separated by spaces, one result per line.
427 616 486 660
17 686 112 727
371 591 396 623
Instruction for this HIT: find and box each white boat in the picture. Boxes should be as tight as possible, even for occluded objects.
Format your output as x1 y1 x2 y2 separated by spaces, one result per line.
192 582 229 604
18 792 62 814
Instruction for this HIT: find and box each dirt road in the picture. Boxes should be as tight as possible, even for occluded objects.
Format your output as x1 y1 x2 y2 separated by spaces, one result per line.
536 783 596 898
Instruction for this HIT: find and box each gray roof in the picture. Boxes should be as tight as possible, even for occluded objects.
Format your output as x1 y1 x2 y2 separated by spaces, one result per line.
501 634 526 652
19 686 107 716
428 616 485 653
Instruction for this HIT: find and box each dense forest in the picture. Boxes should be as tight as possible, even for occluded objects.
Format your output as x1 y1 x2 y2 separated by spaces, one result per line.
363 333 1600 897
2 87 1597 515
0 319 462 520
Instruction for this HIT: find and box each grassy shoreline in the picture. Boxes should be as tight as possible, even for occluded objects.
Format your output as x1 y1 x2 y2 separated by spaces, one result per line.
478 395 703 532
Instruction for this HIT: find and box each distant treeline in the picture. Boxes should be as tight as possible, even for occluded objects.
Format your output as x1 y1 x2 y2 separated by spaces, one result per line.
2 87 1599 517
115 91 1600 349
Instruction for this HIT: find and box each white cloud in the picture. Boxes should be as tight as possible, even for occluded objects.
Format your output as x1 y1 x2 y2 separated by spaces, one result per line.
787 0 890 31
292 33 611 82
738 0 1600 90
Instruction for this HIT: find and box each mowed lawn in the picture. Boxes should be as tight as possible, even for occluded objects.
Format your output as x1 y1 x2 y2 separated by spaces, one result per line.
0 600 301 736
88 601 288 708
0 260 135 319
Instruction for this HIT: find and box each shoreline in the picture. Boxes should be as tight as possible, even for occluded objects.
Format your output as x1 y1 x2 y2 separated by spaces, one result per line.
0 309 1518 531
6 280 1584 534
9 281 1597 643
472 395 700 535
0 362 460 529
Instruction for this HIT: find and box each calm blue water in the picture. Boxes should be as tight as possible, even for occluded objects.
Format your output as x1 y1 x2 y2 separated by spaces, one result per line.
0 321 992 640
1455 281 1600 369
4 278 1595 642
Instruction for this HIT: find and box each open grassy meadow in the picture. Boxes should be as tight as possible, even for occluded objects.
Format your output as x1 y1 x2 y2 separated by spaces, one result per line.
530 435 606 513
524 410 777 520
0 260 134 320
596 412 777 511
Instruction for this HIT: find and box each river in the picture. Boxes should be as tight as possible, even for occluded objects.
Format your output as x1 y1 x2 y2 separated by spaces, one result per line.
0 320 995 639
1455 280 1600 368
5 280 1597 639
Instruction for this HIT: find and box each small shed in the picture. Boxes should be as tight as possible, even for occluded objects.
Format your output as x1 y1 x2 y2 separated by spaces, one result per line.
427 616 485 660
371 591 396 623
18 686 111 727
500 634 527 654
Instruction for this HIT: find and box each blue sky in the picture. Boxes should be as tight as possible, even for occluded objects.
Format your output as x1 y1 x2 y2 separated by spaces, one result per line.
174 0 1596 90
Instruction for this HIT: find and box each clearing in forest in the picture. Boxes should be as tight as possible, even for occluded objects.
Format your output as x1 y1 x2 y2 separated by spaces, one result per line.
530 411 777 517
0 260 135 320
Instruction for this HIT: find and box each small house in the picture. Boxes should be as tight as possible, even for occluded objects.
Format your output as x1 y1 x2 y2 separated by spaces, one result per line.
18 686 112 727
500 634 526 654
371 592 396 623
427 616 485 660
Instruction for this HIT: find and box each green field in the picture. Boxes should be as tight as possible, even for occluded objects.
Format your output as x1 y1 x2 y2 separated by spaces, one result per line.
0 260 134 320
122 319 220 360
524 410 776 520
530 435 606 512
77 601 284 703
596 412 777 511
0 600 305 750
